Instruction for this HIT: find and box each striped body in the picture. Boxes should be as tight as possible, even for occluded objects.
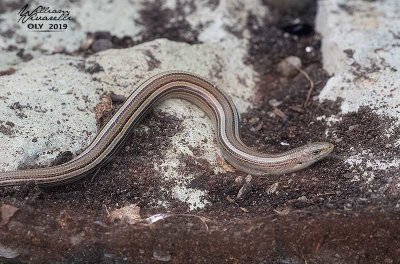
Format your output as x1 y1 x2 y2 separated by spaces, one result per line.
0 71 333 187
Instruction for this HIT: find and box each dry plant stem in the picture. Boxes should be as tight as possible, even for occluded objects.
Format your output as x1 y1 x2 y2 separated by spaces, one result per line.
292 65 315 108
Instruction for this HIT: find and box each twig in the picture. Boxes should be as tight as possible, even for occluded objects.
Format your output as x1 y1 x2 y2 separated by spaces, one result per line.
142 213 211 231
104 204 111 217
176 214 211 231
293 65 314 108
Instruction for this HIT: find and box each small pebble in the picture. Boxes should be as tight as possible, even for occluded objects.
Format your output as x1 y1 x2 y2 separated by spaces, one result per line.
234 176 244 184
245 175 252 183
348 124 360 132
268 99 282 107
267 182 279 195
237 182 252 199
91 39 113 53
277 56 302 77
297 196 308 203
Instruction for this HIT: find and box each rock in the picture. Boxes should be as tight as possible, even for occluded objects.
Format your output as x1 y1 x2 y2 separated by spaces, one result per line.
297 196 308 203
0 39 258 211
0 0 268 70
110 204 142 225
267 182 279 195
0 0 270 213
234 176 244 185
0 204 19 226
316 0 400 184
0 244 19 259
277 56 302 77
91 39 113 53
317 0 400 118
236 175 253 199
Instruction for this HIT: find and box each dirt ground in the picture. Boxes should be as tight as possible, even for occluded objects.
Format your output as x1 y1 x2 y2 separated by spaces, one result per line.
1 1 400 263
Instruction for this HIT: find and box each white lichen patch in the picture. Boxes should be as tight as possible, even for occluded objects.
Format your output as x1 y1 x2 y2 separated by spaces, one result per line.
345 151 400 170
172 185 210 211
344 149 400 185
316 114 342 126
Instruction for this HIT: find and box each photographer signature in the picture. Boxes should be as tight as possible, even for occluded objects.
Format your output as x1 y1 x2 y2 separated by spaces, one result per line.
18 4 72 23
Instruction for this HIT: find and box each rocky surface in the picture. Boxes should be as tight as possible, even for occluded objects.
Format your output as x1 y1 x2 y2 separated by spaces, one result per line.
317 0 400 117
0 0 264 210
0 39 258 210
316 0 400 190
0 0 267 69
0 0 399 263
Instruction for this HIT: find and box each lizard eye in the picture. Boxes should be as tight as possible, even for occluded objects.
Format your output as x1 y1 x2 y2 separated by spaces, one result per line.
312 150 321 155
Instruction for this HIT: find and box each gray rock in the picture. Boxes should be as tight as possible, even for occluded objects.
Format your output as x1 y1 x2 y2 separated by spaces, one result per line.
316 0 400 186
91 39 113 53
0 39 258 210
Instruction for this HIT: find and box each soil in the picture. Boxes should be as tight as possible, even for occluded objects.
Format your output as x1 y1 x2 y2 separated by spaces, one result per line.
1 1 400 264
